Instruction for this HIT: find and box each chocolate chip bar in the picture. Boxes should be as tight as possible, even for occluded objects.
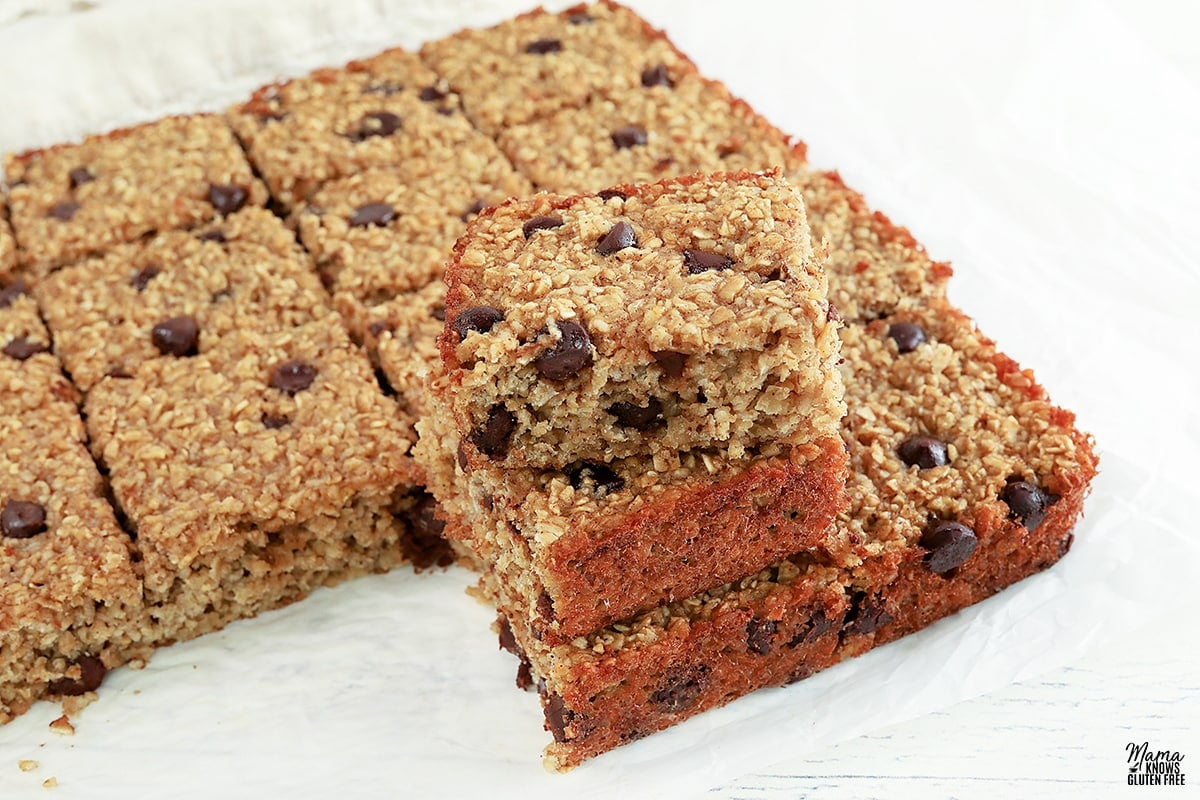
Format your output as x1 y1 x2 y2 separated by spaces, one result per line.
484 298 1097 769
230 47 517 209
438 171 844 469
420 1 696 136
35 208 330 391
5 114 268 277
2 278 146 722
84 319 424 643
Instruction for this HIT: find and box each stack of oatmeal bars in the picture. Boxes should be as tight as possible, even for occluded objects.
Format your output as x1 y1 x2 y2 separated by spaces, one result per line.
0 0 1096 771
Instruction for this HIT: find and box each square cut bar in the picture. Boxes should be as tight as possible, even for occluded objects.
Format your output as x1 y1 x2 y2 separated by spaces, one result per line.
479 299 1098 769
229 47 521 208
294 165 530 339
5 114 268 277
420 1 696 136
84 319 428 643
438 170 844 469
418 400 848 644
2 281 146 722
35 208 331 392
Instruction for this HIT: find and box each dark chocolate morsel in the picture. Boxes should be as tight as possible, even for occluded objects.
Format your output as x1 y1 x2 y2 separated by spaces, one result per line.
525 38 562 54
595 221 637 255
1001 480 1057 531
746 617 778 655
567 462 625 497
350 110 402 140
349 202 396 228
897 435 950 469
2 500 47 539
641 64 674 88
651 350 687 378
522 214 564 238
650 665 709 713
68 167 95 189
269 360 318 394
3 337 50 361
607 397 664 430
920 521 978 574
471 405 517 459
611 125 648 149
49 201 80 221
47 655 106 696
887 321 927 353
452 305 504 340
0 279 27 308
261 412 290 429
534 320 594 380
683 248 733 274
150 315 199 357
207 183 249 215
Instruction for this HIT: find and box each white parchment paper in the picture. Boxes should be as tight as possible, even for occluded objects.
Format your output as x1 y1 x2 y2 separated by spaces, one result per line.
0 1 1197 797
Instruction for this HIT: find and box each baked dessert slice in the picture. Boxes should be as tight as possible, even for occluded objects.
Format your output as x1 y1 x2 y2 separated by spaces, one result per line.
229 47 521 209
35 207 330 391
84 319 429 644
420 1 696 136
437 170 844 469
1 279 146 722
483 299 1097 769
294 166 529 341
4 114 267 277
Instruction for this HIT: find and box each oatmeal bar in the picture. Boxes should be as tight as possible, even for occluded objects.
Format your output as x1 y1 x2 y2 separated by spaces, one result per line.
420 1 696 136
2 280 146 722
438 171 843 469
5 114 267 276
369 280 447 419
35 208 330 392
294 165 529 339
230 47 518 208
84 319 426 642
487 299 1097 769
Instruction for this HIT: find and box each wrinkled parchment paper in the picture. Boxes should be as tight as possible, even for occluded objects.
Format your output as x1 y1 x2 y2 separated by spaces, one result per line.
1 1 1197 797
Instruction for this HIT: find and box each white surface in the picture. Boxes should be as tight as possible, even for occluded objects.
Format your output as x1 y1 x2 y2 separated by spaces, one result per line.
0 1 1198 798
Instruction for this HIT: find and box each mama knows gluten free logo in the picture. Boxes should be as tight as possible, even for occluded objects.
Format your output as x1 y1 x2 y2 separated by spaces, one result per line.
1127 742 1187 787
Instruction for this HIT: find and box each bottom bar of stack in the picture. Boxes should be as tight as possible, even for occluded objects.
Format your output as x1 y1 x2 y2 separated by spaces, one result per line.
444 299 1095 770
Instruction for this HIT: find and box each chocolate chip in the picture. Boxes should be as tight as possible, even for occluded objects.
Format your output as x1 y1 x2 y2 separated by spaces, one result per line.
826 303 840 321
68 167 95 189
683 248 733 274
349 202 396 228
897 436 950 469
261 412 290 429
888 321 927 353
207 184 248 215
49 201 79 221
607 398 664 430
611 125 648 149
471 405 516 459
920 521 978 574
47 655 106 696
196 229 227 243
497 616 518 654
536 591 556 623
269 360 318 394
0 279 27 309
452 305 504 340
566 11 592 24
650 665 709 713
1 500 47 538
746 618 778 655
350 110 402 140
150 316 199 357
525 38 562 54
543 692 575 743
455 441 470 471
409 491 446 544
844 592 893 636
1001 480 1057 532
522 214 564 238
786 609 832 648
431 305 446 321
418 85 448 102
461 198 487 221
597 188 628 201
641 64 674 88
367 320 393 338
596 221 637 255
651 350 686 378
516 658 534 691
3 337 49 361
534 320 594 380
567 462 625 497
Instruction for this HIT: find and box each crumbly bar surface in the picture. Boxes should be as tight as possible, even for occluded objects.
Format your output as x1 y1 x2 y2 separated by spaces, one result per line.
486 298 1097 769
496 74 793 196
371 280 447 419
35 208 330 392
84 319 420 642
1 280 145 722
439 171 844 469
5 114 268 276
230 47 516 208
418 397 848 641
419 1 696 136
295 165 530 339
